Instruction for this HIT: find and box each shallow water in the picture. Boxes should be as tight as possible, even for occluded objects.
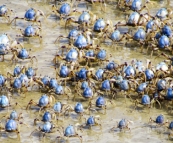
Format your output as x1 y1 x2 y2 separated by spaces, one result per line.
0 0 173 143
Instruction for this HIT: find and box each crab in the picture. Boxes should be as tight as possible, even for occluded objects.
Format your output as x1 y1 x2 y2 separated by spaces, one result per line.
9 77 28 95
93 18 113 33
30 121 58 140
134 94 161 110
0 95 10 109
65 11 97 29
149 114 168 127
11 47 37 64
115 78 136 98
73 86 95 101
80 115 101 129
124 28 146 47
7 66 26 78
96 79 117 98
84 48 111 65
168 121 173 139
88 96 113 114
82 48 111 66
147 35 172 56
7 110 23 121
53 47 86 70
0 119 22 140
17 25 42 43
101 29 126 47
92 68 105 81
0 75 7 91
26 94 55 113
56 124 82 142
63 102 88 119
0 34 21 61
0 95 22 110
52 102 72 120
0 5 14 23
73 34 93 50
49 84 71 100
55 64 70 85
33 111 56 125
10 8 46 26
110 119 131 132
148 7 173 24
115 11 149 27
54 28 79 44
49 3 79 20
117 0 150 13
32 76 50 92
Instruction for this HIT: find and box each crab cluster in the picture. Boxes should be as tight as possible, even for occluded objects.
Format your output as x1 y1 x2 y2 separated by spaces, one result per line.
0 0 173 142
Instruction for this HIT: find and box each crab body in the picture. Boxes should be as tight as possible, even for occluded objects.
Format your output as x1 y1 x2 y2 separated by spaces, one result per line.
0 5 7 16
0 44 8 55
145 69 154 81
38 95 49 107
0 75 6 87
128 12 140 25
96 49 106 60
24 25 35 37
74 35 87 49
166 88 173 100
74 102 84 114
53 102 62 113
141 94 150 105
123 65 135 77
161 25 172 37
95 69 104 80
66 48 78 62
10 111 18 120
133 28 146 41
13 78 22 89
0 34 10 47
0 95 9 108
94 19 106 32
59 3 71 15
78 11 90 24
60 65 69 78
156 8 168 20
106 61 117 71
120 80 129 91
68 29 78 40
41 122 53 133
137 82 148 93
131 0 142 11
83 87 93 98
13 66 21 77
101 80 110 91
158 35 170 49
156 114 164 124
64 125 75 136
81 81 89 90
18 48 29 59
42 112 51 122
24 8 36 21
157 79 166 91
96 96 105 108
77 68 87 80
110 30 121 41
54 85 64 95
146 20 155 31
5 119 17 131
49 78 58 89
25 67 35 79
